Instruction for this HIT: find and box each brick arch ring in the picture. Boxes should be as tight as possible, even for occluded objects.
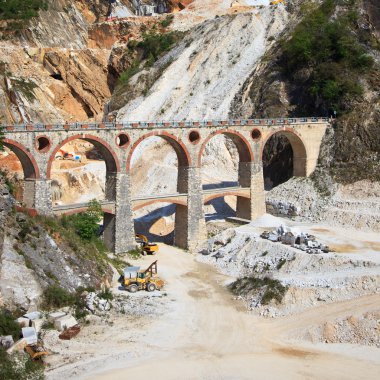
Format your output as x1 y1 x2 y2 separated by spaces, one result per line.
132 198 187 212
261 128 308 176
261 128 307 156
197 130 254 166
3 138 40 179
126 131 192 172
203 192 251 205
47 134 121 179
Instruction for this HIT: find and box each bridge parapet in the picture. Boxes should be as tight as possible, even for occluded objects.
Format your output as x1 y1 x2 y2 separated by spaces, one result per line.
2 117 329 132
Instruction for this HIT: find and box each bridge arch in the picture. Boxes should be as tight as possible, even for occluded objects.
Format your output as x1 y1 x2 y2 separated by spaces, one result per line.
262 129 307 189
47 134 120 179
203 192 250 205
2 138 40 179
198 130 253 167
126 131 191 172
133 198 187 212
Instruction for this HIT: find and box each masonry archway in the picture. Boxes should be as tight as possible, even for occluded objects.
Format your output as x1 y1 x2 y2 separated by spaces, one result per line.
0 139 41 207
203 192 251 222
47 134 120 205
132 199 188 245
262 131 307 190
128 133 191 247
2 139 40 179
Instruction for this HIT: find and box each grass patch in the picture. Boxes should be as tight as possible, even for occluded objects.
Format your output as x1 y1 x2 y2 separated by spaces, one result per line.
229 276 288 305
160 15 174 28
127 247 143 260
11 78 37 101
35 200 111 277
276 258 287 270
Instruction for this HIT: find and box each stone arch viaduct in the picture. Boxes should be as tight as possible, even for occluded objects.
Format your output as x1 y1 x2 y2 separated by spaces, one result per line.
2 118 329 253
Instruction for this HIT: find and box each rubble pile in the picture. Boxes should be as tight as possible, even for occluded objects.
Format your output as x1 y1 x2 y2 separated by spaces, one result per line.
85 292 112 313
260 225 331 254
301 312 380 348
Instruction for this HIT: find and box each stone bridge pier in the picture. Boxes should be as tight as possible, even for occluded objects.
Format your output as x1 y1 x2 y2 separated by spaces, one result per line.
1 118 329 254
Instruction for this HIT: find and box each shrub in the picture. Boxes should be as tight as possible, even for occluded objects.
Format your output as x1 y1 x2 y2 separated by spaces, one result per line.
229 276 288 305
41 285 88 320
0 309 21 340
0 349 44 380
98 288 113 301
118 59 140 84
67 199 103 240
160 15 174 28
41 285 76 310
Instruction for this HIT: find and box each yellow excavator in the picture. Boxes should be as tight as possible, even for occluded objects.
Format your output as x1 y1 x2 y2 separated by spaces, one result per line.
135 234 159 255
119 260 165 293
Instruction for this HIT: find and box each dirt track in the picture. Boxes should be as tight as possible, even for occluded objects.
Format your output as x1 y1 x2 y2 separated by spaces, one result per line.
83 245 380 380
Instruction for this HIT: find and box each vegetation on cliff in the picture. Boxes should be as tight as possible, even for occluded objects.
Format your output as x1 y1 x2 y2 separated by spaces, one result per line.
281 0 376 116
0 0 47 21
0 0 47 33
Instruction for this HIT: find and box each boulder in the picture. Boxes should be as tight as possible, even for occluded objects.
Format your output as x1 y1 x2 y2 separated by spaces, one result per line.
54 315 78 331
16 317 31 327
48 311 66 323
32 318 45 333
21 327 38 345
0 335 14 349
7 338 27 353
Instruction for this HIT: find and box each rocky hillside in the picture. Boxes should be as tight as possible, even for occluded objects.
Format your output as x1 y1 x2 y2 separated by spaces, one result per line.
0 177 113 311
0 0 182 124
231 0 380 183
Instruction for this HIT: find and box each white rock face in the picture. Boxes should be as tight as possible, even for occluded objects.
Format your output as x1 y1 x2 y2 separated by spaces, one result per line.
0 237 43 309
118 7 288 121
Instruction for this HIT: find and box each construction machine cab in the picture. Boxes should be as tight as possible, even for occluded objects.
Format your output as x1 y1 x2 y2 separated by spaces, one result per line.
119 261 164 293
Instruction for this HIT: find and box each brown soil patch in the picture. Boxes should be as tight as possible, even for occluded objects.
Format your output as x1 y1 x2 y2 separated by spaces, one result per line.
188 289 209 299
275 347 316 358
364 241 380 251
329 244 358 253
311 228 332 234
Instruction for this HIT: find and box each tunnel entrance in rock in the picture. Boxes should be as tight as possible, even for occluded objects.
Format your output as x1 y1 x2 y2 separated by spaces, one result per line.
263 135 294 190
50 73 63 81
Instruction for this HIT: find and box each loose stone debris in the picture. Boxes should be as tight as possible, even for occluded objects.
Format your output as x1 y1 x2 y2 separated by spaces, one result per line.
260 225 331 254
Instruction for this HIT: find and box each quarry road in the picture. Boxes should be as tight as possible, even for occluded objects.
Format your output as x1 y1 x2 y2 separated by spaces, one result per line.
87 245 380 380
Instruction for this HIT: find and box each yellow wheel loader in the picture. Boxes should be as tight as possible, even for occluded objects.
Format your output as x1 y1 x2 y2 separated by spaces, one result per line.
135 234 159 255
119 260 164 293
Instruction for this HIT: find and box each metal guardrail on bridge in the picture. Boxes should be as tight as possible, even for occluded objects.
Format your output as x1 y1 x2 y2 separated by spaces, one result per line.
2 117 330 133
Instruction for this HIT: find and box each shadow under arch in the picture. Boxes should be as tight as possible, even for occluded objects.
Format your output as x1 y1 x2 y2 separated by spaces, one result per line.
262 130 307 189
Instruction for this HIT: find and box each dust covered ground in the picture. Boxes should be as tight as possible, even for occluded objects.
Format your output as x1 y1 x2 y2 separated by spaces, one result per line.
45 240 380 380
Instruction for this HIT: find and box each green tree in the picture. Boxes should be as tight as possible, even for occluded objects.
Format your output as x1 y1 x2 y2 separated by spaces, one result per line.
72 199 103 240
